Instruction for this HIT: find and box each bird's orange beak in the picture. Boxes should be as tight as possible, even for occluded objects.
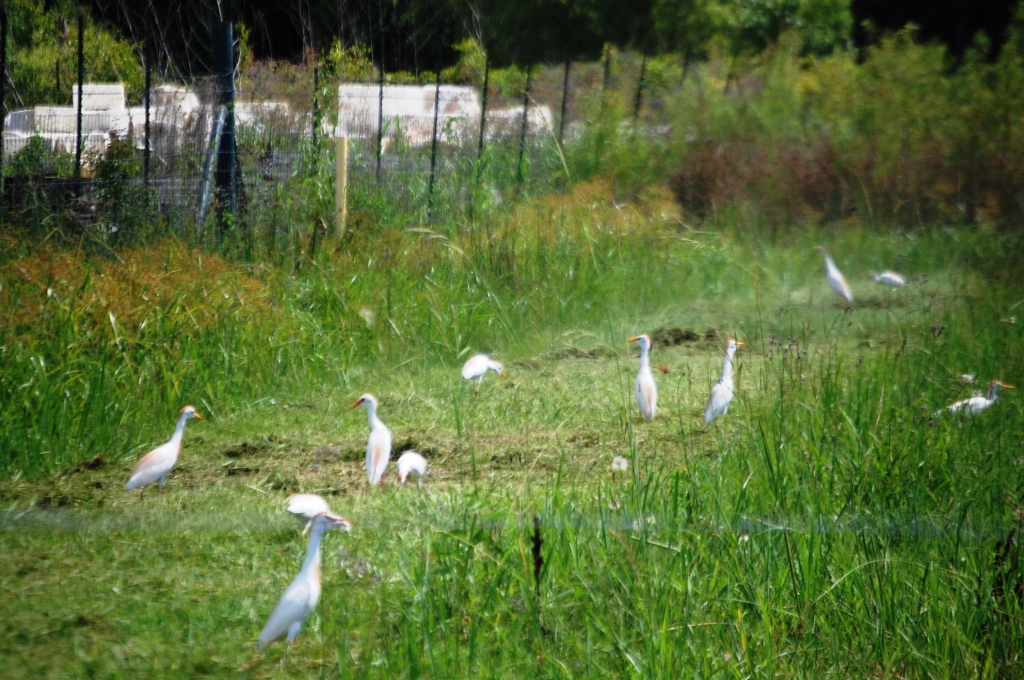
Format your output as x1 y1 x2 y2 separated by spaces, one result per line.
735 341 745 347
1001 382 1015 389
626 336 640 343
193 412 203 420
500 370 508 378
349 398 364 409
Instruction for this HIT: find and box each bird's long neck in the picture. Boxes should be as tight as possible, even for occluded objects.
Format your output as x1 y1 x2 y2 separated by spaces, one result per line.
720 348 736 383
638 344 650 372
365 404 383 430
987 383 1000 401
169 415 189 444
300 524 325 577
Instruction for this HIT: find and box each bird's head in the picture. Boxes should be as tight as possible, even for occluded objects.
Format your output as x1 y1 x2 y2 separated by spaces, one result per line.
397 470 407 484
815 246 829 257
728 339 745 352
179 405 203 420
313 512 352 534
627 334 652 351
990 380 1015 396
350 393 378 411
488 359 507 378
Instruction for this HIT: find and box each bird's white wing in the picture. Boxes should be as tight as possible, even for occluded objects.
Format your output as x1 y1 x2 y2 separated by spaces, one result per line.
635 373 657 420
366 427 392 484
287 494 330 519
257 580 315 650
462 354 488 379
704 383 732 424
829 271 854 303
126 441 177 490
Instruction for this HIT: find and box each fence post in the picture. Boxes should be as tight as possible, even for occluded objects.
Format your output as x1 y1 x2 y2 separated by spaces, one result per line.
144 42 151 186
427 67 441 219
633 52 647 121
74 14 84 180
514 65 532 201
558 57 570 144
335 136 348 240
211 22 237 232
477 53 489 161
602 44 612 92
0 8 7 189
312 63 321 149
376 54 384 181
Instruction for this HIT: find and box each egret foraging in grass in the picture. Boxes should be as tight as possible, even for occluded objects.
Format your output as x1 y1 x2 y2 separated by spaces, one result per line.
627 334 657 421
816 247 854 304
286 494 344 536
462 354 506 392
125 405 202 491
396 451 428 488
705 340 744 425
351 394 392 486
936 380 1014 417
257 512 352 651
869 271 907 287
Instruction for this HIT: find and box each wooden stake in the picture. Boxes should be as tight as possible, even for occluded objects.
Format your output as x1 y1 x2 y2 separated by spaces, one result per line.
335 136 349 240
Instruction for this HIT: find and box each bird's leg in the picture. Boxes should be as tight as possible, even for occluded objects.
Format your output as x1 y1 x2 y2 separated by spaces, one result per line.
158 475 166 490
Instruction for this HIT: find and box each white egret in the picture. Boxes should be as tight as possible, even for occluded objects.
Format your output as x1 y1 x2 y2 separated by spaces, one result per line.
869 271 906 287
125 405 202 491
627 334 657 421
816 247 854 304
257 512 352 650
286 494 344 536
462 354 507 392
705 340 744 425
396 451 428 488
351 394 392 486
937 380 1014 417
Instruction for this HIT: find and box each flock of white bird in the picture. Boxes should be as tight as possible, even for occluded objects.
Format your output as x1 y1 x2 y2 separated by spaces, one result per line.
120 247 1011 652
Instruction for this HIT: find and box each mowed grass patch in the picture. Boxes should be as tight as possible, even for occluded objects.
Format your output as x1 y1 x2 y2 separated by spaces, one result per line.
2 247 1023 677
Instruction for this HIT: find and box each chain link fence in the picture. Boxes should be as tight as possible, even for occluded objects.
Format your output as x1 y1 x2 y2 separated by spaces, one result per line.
0 22 669 243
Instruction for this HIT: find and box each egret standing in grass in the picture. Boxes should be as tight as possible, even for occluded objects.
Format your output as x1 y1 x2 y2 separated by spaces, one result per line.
936 380 1014 416
705 340 744 425
286 494 344 536
125 405 202 491
462 354 506 392
396 451 428 489
351 394 392 486
816 247 854 304
869 271 906 287
627 334 657 421
257 512 352 651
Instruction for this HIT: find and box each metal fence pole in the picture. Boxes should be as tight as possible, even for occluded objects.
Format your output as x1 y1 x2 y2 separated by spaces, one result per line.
376 54 384 181
427 66 441 219
558 57 570 144
602 44 612 93
477 53 489 161
74 14 84 180
144 42 151 186
312 63 321 149
211 22 237 231
0 8 7 189
633 52 647 121
514 65 532 201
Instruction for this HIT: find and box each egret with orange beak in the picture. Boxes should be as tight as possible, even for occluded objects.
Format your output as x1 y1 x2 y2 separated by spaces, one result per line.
126 405 202 491
627 334 657 421
816 247 854 304
462 354 507 392
351 394 392 486
705 340 744 424
937 380 1014 417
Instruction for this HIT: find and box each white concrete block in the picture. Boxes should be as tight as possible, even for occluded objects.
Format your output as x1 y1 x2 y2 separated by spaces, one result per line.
73 83 126 111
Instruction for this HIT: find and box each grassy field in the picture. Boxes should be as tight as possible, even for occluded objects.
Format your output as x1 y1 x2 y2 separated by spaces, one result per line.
2 183 1023 677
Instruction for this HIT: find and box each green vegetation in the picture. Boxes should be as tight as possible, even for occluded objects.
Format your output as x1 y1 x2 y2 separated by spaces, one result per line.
2 187 1023 674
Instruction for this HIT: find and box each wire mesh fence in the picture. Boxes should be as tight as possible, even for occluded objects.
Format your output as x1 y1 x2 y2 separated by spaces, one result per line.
0 21 672 243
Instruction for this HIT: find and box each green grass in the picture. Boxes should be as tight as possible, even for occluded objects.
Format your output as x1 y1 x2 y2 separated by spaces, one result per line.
1 200 1023 676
